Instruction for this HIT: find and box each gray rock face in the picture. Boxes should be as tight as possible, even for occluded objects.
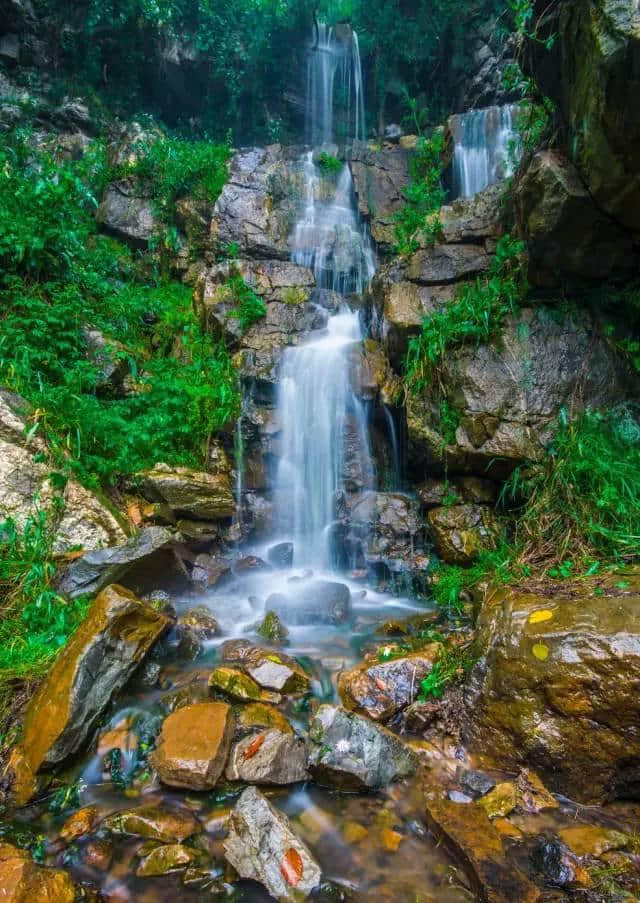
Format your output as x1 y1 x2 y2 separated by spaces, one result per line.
347 491 424 575
225 729 308 784
97 180 157 246
224 786 322 901
58 526 176 597
307 704 418 790
137 462 234 521
350 141 411 251
267 581 351 626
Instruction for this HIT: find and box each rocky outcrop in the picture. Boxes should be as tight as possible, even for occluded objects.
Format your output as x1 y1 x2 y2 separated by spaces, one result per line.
52 479 127 553
0 843 76 903
406 306 631 479
58 526 176 597
338 647 440 721
350 140 410 251
97 180 157 247
527 0 640 234
308 704 418 790
428 504 501 565
137 462 234 521
465 569 640 803
345 490 429 579
515 150 637 285
150 702 234 790
224 786 322 901
18 585 169 775
225 728 308 784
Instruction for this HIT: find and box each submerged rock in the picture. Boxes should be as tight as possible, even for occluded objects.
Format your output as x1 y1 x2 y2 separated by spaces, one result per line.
307 704 418 790
58 526 176 597
267 580 351 626
267 541 294 568
19 585 169 775
338 647 440 721
225 729 308 784
137 462 234 521
465 569 640 803
150 702 234 790
0 843 76 902
136 843 202 877
104 803 201 842
224 786 322 901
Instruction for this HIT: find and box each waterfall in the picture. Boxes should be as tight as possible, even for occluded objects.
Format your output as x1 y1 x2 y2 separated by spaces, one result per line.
306 23 366 147
274 23 375 569
450 104 520 198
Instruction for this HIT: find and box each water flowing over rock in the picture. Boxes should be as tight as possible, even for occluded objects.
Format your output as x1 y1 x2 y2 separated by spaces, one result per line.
465 569 640 803
19 585 169 774
449 105 520 198
150 701 234 790
224 786 322 901
307 704 418 789
267 581 351 626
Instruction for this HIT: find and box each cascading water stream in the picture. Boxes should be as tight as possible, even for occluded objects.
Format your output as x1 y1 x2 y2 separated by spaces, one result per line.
306 23 365 146
450 104 520 198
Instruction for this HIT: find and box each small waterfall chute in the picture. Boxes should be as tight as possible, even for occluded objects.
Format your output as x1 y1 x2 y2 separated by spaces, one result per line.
450 104 521 198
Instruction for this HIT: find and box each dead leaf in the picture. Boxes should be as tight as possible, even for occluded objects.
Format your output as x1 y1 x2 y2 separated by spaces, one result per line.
532 643 549 661
128 504 142 526
374 677 388 692
528 609 554 624
242 734 265 760
280 847 303 886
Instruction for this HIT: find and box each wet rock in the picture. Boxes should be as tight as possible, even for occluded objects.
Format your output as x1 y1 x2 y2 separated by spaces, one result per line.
233 555 272 576
97 180 157 247
346 491 427 578
407 306 631 479
428 504 501 565
478 782 517 819
350 141 411 250
465 570 640 803
257 610 289 644
136 843 202 877
268 581 351 626
0 842 76 902
267 542 294 568
422 774 541 903
83 839 113 871
530 838 582 888
59 807 98 842
338 647 440 721
417 476 498 509
58 526 176 597
439 183 502 243
225 729 308 784
218 641 309 694
104 803 201 842
460 769 496 798
178 606 220 641
19 585 169 775
224 786 322 901
137 463 234 521
515 150 636 286
150 701 234 790
208 666 264 702
557 825 629 859
407 243 490 285
190 553 231 589
307 704 418 790
236 703 293 736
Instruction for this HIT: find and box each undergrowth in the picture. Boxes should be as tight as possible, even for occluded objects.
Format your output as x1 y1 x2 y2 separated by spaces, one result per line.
316 152 343 176
393 127 445 256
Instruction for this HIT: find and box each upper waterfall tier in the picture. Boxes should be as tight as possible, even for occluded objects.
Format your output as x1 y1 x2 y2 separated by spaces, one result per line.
306 23 366 147
450 104 520 198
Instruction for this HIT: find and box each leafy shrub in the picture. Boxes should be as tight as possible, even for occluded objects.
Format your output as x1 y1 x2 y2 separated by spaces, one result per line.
393 125 445 256
224 273 267 332
405 234 527 392
316 152 343 175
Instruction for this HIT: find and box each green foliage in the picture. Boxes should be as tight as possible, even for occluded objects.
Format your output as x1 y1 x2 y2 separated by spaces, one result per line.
0 512 90 682
418 644 474 700
0 129 238 486
224 273 267 332
405 234 527 392
393 124 445 256
316 152 343 175
438 400 461 447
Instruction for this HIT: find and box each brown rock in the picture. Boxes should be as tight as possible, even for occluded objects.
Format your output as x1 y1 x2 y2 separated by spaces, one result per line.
428 504 500 565
478 783 517 819
235 703 293 736
60 806 98 842
21 585 169 775
557 825 629 859
338 647 440 721
0 843 76 902
3 746 37 807
104 803 201 842
137 463 234 521
136 843 201 877
150 702 234 790
465 569 640 803
83 839 113 871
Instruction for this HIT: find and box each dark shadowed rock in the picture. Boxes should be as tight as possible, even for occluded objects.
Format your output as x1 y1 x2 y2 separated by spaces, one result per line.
267 580 351 626
307 704 418 790
223 786 322 901
428 504 501 565
19 585 169 774
58 526 176 597
225 729 308 784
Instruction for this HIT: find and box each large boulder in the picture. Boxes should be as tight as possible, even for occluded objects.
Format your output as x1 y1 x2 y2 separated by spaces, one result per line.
137 462 234 521
338 647 440 721
527 0 640 233
52 479 127 553
350 141 411 250
346 490 426 577
150 702 234 790
266 580 351 626
97 180 157 247
465 569 640 803
515 150 636 285
224 786 322 901
308 704 418 790
428 504 501 565
0 843 76 903
58 526 176 597
18 585 169 774
407 306 632 478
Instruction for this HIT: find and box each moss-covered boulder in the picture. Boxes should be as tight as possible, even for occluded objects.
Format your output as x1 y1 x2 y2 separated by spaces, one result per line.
465 569 640 803
18 585 169 776
427 504 501 565
218 639 310 694
137 462 234 521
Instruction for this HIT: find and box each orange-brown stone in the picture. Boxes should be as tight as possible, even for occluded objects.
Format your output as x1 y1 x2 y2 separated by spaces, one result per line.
150 701 234 790
0 843 76 902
